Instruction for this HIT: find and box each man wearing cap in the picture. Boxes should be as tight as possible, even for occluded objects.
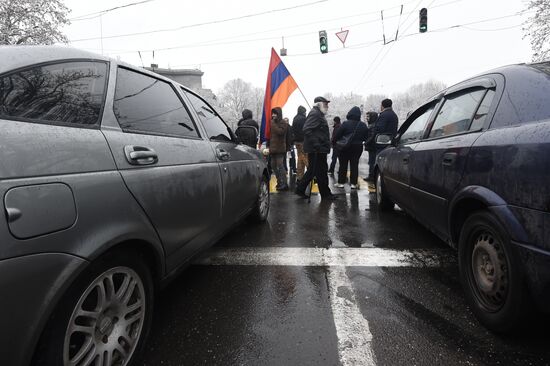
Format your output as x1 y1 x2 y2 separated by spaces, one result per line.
295 96 336 200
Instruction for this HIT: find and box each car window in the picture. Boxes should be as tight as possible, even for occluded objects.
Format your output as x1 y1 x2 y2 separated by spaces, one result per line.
183 89 233 142
470 89 495 131
399 106 435 145
114 68 199 138
428 89 486 138
0 61 107 125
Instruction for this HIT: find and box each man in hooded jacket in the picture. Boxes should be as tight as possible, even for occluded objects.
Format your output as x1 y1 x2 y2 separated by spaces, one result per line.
295 96 335 200
235 109 259 148
269 107 291 190
292 105 308 180
333 106 369 188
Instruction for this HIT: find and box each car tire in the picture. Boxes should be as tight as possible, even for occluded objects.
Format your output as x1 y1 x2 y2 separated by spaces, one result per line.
33 251 154 366
250 176 270 222
375 170 394 210
458 211 530 333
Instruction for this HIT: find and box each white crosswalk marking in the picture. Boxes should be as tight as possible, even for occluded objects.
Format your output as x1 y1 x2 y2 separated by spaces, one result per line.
194 246 455 366
326 265 376 366
194 247 455 267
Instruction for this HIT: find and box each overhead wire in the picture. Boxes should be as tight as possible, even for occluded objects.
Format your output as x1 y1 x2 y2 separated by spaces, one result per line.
354 0 425 91
353 2 533 93
81 2 532 72
69 0 330 42
76 0 464 55
159 9 530 69
70 0 158 21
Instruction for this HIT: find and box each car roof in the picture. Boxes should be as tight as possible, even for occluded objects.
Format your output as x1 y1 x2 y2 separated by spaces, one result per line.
0 45 194 93
419 61 550 105
0 45 111 74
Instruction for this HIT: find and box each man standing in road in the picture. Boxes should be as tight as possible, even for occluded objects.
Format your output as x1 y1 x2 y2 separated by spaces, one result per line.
364 98 398 182
235 109 259 148
270 107 291 191
295 96 335 200
328 116 341 175
292 105 308 182
364 110 378 182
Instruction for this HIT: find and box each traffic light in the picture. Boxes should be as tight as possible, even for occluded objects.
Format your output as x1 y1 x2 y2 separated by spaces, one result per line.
419 8 428 33
319 30 328 54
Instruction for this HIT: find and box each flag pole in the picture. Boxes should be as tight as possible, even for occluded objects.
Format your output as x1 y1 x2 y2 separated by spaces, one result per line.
296 85 311 109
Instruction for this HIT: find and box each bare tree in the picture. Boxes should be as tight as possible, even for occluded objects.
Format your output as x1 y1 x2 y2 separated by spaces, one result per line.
0 0 70 45
363 93 388 113
217 78 264 130
324 92 364 122
524 0 550 62
250 86 264 124
320 80 445 126
392 80 446 122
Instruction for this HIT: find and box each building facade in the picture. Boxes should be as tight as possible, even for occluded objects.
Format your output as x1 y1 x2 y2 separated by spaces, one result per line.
145 66 216 102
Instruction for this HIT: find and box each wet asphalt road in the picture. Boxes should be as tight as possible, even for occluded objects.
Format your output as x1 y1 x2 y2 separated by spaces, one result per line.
140 156 550 366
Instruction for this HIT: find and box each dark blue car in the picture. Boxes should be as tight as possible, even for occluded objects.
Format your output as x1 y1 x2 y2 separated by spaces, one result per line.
374 62 550 332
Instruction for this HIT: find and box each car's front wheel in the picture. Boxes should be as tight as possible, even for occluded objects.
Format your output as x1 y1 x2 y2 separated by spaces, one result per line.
34 252 154 366
458 211 529 333
375 171 394 210
250 176 270 222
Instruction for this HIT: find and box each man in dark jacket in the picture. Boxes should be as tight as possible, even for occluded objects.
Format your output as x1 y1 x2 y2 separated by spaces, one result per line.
328 116 341 175
292 105 307 180
363 99 398 182
373 98 398 145
270 107 290 191
235 109 259 148
333 107 369 188
364 111 378 181
295 96 335 200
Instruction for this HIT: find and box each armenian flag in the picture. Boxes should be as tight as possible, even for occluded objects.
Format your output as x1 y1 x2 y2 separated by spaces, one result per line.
260 48 299 142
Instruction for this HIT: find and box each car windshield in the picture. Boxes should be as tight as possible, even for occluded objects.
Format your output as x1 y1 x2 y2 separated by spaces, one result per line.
530 62 550 75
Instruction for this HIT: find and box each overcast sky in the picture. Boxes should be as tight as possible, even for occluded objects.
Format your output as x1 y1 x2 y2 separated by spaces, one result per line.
64 0 533 116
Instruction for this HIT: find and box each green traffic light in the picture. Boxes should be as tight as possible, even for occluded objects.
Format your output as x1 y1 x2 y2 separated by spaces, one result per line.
419 8 428 33
319 30 328 54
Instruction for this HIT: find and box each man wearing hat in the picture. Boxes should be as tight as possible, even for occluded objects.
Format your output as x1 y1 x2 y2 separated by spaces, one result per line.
295 96 336 200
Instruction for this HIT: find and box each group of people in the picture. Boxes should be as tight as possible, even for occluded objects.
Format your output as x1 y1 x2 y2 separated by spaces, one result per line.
234 96 399 200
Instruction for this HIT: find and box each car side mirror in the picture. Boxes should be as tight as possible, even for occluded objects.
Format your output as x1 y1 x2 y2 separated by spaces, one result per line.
375 134 392 145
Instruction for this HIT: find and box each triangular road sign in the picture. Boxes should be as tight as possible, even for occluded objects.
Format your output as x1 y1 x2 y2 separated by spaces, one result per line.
336 30 349 45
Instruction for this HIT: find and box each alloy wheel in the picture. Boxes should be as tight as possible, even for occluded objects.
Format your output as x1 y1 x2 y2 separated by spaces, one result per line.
259 179 270 219
63 267 146 366
376 173 383 204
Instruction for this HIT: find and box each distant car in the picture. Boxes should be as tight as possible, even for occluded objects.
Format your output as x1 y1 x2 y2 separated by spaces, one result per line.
0 46 270 366
374 61 550 332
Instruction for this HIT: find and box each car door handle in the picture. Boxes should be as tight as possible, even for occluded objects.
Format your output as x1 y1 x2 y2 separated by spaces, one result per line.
216 148 230 161
402 156 410 164
442 152 457 166
124 145 158 165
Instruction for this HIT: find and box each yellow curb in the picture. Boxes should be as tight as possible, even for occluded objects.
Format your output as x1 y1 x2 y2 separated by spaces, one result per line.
269 175 278 193
311 182 319 193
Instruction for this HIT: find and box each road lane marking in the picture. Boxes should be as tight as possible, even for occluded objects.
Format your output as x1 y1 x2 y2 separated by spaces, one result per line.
194 247 454 366
326 265 375 366
194 247 455 267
